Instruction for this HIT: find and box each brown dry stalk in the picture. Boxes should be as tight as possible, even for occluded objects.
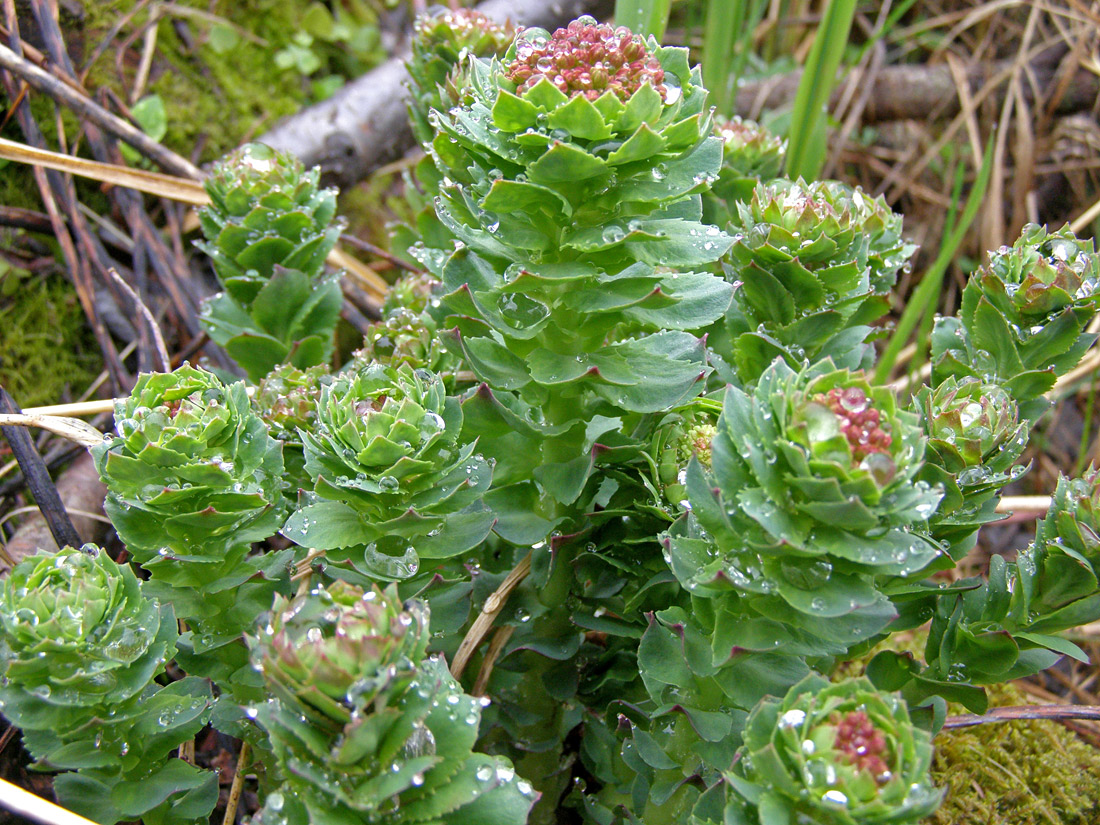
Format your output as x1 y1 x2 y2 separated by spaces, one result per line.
451 551 533 680
221 740 251 825
472 625 516 697
943 703 1100 730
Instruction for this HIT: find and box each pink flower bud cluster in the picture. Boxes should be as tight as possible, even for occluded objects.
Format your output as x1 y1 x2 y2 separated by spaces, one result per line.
818 387 892 461
716 118 768 149
505 18 666 102
414 9 512 48
833 710 891 782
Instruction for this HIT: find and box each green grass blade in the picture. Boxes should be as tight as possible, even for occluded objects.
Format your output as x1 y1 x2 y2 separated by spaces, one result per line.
615 0 673 40
703 0 770 114
873 133 997 386
702 0 739 113
784 0 858 181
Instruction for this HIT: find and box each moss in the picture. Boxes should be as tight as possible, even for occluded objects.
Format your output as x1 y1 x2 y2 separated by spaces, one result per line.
836 637 1100 824
79 0 311 164
930 683 1100 825
0 262 101 407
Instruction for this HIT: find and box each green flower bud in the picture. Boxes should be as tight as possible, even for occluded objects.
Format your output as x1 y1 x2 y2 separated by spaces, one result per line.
0 546 177 755
249 583 536 824
932 224 1100 416
255 363 329 489
665 361 942 653
655 403 719 509
721 179 911 384
983 223 1100 321
256 363 328 437
910 378 1029 559
283 364 493 580
918 377 1025 472
198 143 344 381
93 365 286 572
703 116 786 219
352 308 449 373
381 272 443 317
733 676 942 825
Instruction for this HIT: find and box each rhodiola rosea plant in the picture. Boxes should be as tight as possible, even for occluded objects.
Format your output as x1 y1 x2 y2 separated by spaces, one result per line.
2 11 1100 825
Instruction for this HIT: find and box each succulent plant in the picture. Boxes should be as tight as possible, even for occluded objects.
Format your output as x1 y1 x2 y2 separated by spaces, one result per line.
665 360 943 655
282 363 493 581
248 582 536 825
703 115 786 223
93 365 286 582
92 365 289 687
718 179 912 385
1013 471 1100 632
0 546 215 824
932 223 1100 418
198 143 344 381
415 15 732 512
254 362 329 489
728 675 942 825
352 308 451 373
407 8 516 147
912 377 1029 558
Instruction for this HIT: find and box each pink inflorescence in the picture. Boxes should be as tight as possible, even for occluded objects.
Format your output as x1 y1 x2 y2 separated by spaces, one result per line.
819 387 891 461
505 18 666 102
415 8 511 44
833 710 891 782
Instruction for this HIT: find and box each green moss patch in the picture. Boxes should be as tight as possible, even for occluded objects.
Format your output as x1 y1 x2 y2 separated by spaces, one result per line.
0 262 100 407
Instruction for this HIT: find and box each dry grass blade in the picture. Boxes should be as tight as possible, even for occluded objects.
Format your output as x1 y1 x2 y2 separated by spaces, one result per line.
0 137 208 204
451 551 533 680
0 776 99 825
0 414 105 448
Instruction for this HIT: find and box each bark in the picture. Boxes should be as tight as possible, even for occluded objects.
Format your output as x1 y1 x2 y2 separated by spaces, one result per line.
258 0 614 188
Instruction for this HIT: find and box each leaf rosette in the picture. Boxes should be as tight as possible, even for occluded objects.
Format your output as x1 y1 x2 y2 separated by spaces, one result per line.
0 546 216 825
407 8 516 147
248 582 536 825
93 365 286 578
666 360 942 653
0 546 178 757
729 675 942 825
703 115 786 223
913 377 1028 557
932 223 1100 417
283 363 493 580
1012 471 1100 633
719 179 911 384
198 143 344 380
